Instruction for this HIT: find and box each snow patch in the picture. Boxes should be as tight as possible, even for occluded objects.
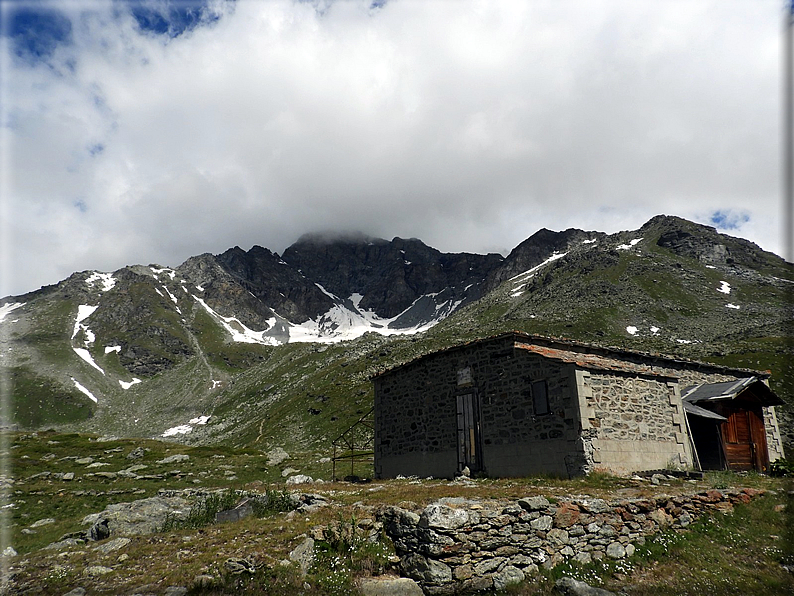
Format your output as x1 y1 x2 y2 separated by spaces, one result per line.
0 303 25 323
119 378 141 390
151 267 176 280
726 303 741 310
85 272 116 292
616 238 643 250
509 251 568 283
162 415 211 437
105 345 121 354
626 326 638 336
72 305 98 339
73 348 105 375
705 265 717 270
650 326 660 335
315 283 338 300
289 293 437 344
196 285 205 292
162 425 193 437
72 378 98 403
717 281 731 294
193 297 280 346
676 339 693 344
582 239 597 244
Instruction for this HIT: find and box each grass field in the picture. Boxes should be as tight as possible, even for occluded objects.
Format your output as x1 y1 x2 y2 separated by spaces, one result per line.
4 432 793 595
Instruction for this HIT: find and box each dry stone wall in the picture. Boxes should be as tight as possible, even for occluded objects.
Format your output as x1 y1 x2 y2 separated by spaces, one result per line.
378 488 765 595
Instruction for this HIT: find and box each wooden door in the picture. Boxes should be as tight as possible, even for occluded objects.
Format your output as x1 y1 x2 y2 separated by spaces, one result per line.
456 392 482 474
721 407 769 472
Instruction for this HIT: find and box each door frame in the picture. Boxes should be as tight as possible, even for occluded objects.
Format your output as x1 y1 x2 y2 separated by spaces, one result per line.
456 391 483 474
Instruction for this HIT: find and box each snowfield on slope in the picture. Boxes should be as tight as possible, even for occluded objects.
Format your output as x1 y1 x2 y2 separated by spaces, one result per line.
0 302 25 323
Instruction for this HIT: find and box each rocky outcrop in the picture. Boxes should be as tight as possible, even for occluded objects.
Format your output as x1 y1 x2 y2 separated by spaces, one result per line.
81 494 190 536
281 233 503 320
378 489 765 594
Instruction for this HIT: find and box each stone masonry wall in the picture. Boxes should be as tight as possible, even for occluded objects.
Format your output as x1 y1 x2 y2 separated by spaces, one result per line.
378 488 766 595
580 371 692 473
478 351 578 477
375 337 581 479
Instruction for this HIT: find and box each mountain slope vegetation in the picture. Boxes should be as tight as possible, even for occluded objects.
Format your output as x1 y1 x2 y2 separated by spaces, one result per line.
1 214 792 464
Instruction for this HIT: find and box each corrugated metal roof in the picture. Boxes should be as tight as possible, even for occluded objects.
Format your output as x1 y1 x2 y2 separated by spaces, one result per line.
682 378 755 402
683 401 727 421
682 377 784 407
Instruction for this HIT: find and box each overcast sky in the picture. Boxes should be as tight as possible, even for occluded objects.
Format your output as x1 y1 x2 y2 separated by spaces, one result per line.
0 0 785 297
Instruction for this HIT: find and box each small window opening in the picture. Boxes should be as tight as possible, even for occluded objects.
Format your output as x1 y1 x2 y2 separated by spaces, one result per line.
532 380 549 416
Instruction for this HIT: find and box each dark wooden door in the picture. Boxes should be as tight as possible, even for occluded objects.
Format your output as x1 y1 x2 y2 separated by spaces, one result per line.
456 392 482 474
721 407 769 472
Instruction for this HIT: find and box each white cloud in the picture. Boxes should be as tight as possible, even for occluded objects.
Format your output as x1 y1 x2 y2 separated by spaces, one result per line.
2 0 783 296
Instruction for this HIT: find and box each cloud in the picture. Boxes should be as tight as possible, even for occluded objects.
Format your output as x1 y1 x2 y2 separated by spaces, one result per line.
1 0 783 296
709 209 751 231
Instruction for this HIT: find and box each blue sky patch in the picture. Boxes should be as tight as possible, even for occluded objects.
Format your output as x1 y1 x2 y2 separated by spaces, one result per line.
709 210 750 231
5 5 72 62
128 0 222 38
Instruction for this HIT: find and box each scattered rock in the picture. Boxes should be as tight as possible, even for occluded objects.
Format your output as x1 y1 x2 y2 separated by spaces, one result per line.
358 576 424 596
127 447 145 460
30 518 56 528
2 547 17 557
156 454 190 465
286 474 314 485
555 577 617 596
163 587 188 596
289 537 315 575
93 537 130 554
75 457 94 465
63 472 75 481
281 467 299 477
266 447 289 466
83 565 113 577
224 557 255 574
44 538 85 550
81 495 189 536
87 518 110 541
118 464 148 478
61 589 86 596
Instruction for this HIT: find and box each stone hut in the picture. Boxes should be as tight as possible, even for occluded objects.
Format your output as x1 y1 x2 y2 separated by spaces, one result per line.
372 332 785 479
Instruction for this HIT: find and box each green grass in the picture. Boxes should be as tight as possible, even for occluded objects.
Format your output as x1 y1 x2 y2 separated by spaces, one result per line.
7 367 95 427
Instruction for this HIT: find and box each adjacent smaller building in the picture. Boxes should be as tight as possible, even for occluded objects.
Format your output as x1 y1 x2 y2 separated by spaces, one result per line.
373 333 785 479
